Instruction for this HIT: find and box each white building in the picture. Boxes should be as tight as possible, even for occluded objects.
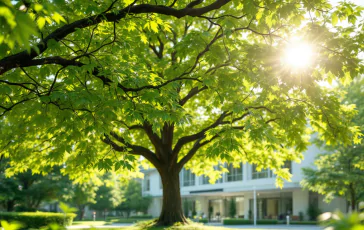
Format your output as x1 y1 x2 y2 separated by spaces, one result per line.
141 144 347 221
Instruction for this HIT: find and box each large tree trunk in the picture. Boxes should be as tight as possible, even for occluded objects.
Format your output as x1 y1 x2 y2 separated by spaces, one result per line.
157 168 187 226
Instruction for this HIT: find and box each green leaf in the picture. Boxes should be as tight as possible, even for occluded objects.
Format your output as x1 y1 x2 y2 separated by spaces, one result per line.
332 13 338 25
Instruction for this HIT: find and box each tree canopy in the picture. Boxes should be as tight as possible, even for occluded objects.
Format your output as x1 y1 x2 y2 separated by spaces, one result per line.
0 0 363 226
302 78 364 212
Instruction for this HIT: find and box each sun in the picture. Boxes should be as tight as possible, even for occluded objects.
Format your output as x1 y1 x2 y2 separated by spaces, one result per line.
282 41 314 69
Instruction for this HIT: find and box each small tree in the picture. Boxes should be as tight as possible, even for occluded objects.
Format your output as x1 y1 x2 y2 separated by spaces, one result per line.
302 78 364 212
89 174 123 220
116 180 152 217
62 181 100 220
0 160 66 211
229 198 236 218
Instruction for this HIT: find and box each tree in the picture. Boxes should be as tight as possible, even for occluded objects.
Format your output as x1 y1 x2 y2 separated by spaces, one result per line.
116 180 152 218
302 78 364 212
0 159 66 211
229 198 236 218
0 0 363 226
89 173 123 220
62 181 100 220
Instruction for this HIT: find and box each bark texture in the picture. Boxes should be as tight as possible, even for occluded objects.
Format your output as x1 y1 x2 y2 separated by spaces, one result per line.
157 168 187 226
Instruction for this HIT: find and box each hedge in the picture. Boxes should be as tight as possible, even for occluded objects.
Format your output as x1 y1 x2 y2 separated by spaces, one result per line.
223 219 251 225
223 219 278 225
193 218 208 223
257 219 278 225
128 215 153 219
0 212 76 229
290 221 318 225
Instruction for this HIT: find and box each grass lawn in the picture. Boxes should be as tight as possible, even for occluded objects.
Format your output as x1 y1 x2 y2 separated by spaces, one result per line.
72 221 112 226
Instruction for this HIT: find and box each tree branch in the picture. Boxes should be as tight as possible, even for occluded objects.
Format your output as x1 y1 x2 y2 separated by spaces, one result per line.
102 132 161 168
0 0 232 75
176 133 219 170
179 85 208 106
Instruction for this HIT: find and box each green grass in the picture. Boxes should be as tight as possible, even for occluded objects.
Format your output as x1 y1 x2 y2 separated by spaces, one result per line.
72 221 112 226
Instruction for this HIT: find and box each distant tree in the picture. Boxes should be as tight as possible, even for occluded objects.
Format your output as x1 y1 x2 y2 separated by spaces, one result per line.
302 79 364 212
116 180 152 218
62 181 99 220
89 173 123 220
0 163 66 211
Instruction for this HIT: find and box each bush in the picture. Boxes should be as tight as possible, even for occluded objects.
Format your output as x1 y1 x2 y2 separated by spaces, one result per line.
256 219 278 225
299 211 304 221
223 218 278 225
223 219 251 225
0 212 76 229
128 215 153 219
290 221 318 225
307 204 321 221
193 218 208 223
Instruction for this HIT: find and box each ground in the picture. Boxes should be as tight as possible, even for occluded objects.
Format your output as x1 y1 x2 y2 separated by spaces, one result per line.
68 221 322 230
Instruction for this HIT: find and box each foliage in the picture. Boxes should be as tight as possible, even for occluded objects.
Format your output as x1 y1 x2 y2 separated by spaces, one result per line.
89 173 123 214
129 215 153 219
223 218 278 225
307 204 321 221
299 211 304 221
61 177 101 220
223 218 251 225
290 221 318 225
228 198 236 218
0 0 363 225
195 218 208 224
0 221 23 230
0 160 68 211
116 180 152 217
59 202 78 214
0 212 76 229
318 209 364 230
301 78 364 211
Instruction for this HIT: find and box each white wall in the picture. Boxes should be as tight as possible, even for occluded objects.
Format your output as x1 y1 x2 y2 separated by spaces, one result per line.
292 189 309 218
318 195 346 213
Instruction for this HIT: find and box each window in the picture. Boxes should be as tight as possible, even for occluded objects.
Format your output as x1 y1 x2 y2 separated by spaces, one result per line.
144 175 150 191
226 163 243 182
159 177 163 189
283 161 292 173
182 169 195 186
252 165 269 179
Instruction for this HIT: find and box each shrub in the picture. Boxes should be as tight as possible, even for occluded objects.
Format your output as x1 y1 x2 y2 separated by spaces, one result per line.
307 204 321 221
299 211 304 221
0 212 76 229
223 218 278 225
223 218 251 225
290 221 318 225
128 215 153 219
193 218 208 223
229 199 236 218
256 219 278 225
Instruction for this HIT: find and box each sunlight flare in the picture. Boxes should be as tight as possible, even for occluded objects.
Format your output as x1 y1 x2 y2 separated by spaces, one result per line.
282 41 314 69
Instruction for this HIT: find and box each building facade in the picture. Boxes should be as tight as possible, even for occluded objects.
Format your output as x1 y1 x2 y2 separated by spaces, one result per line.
142 144 347 221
